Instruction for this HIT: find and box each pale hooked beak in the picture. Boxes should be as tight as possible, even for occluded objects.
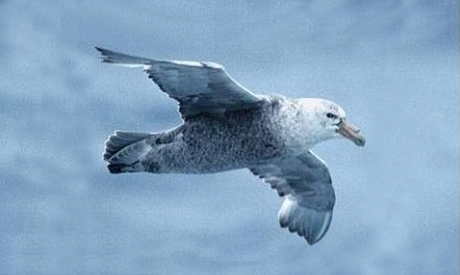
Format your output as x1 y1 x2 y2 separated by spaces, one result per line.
336 119 366 147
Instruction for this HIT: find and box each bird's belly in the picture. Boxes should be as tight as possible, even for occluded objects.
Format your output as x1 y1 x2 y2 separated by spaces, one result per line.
158 118 285 174
164 136 269 174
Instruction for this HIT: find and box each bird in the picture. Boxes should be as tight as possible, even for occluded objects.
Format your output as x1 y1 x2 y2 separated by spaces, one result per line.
96 47 365 245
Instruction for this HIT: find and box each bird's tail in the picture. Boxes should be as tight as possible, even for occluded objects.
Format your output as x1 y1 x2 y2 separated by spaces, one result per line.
103 131 154 174
95 47 152 68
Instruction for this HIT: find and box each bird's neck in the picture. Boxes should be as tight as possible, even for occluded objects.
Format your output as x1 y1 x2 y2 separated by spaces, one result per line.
274 99 329 153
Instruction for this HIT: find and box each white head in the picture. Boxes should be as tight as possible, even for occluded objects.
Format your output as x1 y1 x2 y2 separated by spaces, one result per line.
297 98 366 147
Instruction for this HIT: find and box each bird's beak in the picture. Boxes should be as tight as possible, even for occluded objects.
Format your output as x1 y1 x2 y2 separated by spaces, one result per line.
336 119 366 147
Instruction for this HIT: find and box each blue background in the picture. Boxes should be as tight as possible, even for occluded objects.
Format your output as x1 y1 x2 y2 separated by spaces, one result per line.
1 1 458 274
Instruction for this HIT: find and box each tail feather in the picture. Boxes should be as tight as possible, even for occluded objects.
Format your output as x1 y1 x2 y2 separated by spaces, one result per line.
95 47 152 68
107 163 131 174
103 131 151 161
103 131 153 174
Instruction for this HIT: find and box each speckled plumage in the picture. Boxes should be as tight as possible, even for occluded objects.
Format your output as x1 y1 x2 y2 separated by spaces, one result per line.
142 98 287 173
97 47 365 245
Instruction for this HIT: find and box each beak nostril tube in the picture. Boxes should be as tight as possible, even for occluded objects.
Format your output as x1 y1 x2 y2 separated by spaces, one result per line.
337 120 366 147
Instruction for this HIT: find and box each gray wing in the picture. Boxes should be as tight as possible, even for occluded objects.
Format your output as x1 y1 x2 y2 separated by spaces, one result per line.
96 47 262 118
250 151 335 245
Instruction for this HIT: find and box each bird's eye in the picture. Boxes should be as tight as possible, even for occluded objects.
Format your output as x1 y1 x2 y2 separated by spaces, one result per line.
326 113 338 119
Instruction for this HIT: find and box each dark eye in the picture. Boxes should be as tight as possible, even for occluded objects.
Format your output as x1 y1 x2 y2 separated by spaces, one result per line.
326 113 338 119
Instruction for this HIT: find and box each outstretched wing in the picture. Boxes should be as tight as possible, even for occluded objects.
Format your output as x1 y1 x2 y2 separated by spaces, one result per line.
250 151 335 245
96 47 262 118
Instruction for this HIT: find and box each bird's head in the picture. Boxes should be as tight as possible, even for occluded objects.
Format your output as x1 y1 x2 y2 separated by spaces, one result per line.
297 98 366 147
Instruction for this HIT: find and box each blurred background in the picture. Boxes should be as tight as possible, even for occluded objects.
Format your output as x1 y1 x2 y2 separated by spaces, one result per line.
1 1 458 274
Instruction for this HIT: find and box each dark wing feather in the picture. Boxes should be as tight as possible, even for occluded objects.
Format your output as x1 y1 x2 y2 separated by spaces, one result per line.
250 151 335 245
96 47 262 118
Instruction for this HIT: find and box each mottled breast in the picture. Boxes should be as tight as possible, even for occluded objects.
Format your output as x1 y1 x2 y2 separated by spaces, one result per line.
170 100 287 173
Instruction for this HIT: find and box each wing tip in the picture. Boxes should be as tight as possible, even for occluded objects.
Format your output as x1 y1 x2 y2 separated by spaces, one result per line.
95 46 111 59
278 197 333 245
94 46 152 67
95 46 116 64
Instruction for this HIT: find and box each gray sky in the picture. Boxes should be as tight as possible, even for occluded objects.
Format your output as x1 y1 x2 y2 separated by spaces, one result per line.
1 1 459 274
